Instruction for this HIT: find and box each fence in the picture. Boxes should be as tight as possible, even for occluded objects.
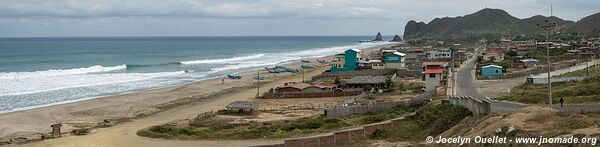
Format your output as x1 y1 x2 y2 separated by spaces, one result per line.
446 96 491 115
323 90 434 118
189 111 217 126
263 89 363 99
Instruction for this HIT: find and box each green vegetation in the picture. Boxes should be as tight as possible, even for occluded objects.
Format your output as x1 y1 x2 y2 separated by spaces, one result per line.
368 103 471 141
138 106 410 140
497 76 600 104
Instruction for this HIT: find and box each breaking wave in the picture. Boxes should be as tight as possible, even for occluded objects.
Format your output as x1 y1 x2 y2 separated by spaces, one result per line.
0 64 127 79
179 54 265 64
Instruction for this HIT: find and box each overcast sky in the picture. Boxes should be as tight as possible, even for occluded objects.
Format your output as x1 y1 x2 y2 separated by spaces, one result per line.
0 0 598 37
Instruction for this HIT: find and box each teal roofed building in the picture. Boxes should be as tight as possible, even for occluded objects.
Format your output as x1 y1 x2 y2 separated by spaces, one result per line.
383 52 406 69
481 65 503 76
330 49 361 72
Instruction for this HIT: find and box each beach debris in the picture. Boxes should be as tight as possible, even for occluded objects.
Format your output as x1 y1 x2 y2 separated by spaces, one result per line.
495 128 503 134
254 74 270 80
227 74 242 79
506 125 516 135
71 127 92 135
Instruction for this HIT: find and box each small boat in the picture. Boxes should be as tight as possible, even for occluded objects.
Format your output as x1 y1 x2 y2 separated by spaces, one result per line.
265 65 288 73
301 63 314 69
267 69 281 73
317 59 327 64
301 59 310 63
227 74 241 79
285 68 298 73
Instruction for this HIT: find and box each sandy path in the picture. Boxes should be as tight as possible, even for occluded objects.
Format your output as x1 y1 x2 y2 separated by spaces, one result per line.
16 66 329 147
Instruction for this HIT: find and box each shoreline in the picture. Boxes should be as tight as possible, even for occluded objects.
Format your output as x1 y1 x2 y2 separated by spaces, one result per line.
0 43 398 144
0 41 393 115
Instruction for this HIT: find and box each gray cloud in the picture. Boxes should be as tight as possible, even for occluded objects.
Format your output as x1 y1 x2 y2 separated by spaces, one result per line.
0 0 598 37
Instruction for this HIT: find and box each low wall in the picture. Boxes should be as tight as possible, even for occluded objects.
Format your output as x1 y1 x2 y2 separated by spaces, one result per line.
447 96 491 115
395 69 423 78
324 90 434 118
528 76 585 84
255 115 412 147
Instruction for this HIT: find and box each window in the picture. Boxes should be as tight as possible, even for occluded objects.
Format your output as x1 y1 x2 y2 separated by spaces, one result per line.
429 74 436 78
496 70 499 73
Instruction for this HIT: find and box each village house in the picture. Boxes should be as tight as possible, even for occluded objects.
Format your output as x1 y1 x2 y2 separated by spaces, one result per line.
481 65 503 76
383 52 406 69
514 40 537 54
346 76 387 91
482 50 504 62
422 62 446 91
578 47 597 57
262 82 362 99
404 48 426 65
368 60 385 70
330 49 361 72
517 59 539 68
426 48 452 60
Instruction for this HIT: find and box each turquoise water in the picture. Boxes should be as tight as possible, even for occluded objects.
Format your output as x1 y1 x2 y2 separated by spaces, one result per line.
0 36 393 113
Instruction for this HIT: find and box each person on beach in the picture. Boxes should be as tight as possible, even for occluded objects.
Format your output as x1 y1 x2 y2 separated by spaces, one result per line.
222 78 225 84
560 96 564 107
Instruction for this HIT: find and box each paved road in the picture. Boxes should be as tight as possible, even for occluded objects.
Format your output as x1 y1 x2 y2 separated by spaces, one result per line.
455 55 527 112
454 48 600 112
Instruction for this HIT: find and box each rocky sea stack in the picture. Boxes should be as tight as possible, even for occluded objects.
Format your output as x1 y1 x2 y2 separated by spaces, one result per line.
372 32 383 41
391 35 403 42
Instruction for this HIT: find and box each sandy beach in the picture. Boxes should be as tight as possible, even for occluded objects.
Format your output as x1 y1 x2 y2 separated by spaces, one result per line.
0 43 398 146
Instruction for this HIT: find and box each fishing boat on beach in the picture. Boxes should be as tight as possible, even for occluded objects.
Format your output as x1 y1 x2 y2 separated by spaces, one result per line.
226 74 241 79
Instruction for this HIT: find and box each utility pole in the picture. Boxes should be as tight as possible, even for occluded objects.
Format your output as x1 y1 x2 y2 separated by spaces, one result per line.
256 69 260 98
302 69 305 82
537 20 557 108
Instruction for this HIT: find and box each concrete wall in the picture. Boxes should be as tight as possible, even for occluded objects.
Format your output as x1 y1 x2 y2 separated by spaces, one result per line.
528 76 585 84
447 96 491 115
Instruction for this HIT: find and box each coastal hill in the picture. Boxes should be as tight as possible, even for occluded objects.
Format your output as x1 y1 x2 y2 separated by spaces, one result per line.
402 8 589 40
565 12 600 36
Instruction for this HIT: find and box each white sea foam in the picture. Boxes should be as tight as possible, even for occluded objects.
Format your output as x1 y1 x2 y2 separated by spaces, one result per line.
179 54 265 64
0 71 185 97
0 64 127 79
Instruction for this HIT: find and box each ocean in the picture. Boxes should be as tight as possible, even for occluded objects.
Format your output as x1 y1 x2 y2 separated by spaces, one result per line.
0 36 393 113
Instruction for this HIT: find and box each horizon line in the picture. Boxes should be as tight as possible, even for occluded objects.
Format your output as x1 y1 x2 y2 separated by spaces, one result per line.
0 34 402 39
